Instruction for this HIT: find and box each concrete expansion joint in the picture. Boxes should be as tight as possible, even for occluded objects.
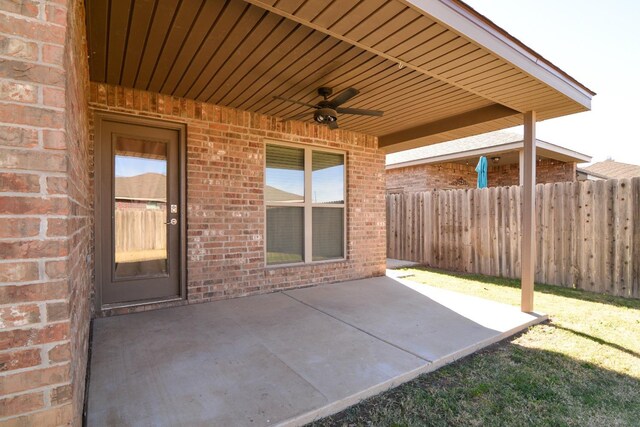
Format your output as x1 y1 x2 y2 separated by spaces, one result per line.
281 291 432 364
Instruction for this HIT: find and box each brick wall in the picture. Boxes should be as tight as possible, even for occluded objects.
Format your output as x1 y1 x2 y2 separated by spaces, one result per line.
89 83 387 315
63 0 91 425
488 158 576 187
386 159 576 192
0 0 91 426
386 162 477 193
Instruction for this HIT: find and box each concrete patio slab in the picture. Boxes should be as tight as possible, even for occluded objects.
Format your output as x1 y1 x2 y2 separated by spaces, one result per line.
87 276 546 427
206 292 426 401
286 276 543 362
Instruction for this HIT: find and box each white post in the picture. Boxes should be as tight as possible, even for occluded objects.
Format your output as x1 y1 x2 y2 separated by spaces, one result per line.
519 149 525 186
521 111 536 312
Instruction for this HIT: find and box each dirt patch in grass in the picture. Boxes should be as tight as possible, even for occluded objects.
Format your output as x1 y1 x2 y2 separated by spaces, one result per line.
310 268 640 427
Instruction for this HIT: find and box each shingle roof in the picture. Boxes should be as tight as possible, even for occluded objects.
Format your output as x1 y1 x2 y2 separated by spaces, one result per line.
581 160 640 179
264 186 303 203
114 173 307 203
386 130 523 166
385 130 593 167
115 173 166 202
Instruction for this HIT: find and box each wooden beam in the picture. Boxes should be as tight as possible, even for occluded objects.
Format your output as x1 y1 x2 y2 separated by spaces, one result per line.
521 111 536 312
379 104 519 152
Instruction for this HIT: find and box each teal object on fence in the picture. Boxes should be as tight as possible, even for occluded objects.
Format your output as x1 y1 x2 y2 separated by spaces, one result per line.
475 156 488 188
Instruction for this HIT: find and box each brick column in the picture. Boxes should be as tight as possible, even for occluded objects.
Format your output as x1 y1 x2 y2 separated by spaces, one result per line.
0 1 91 426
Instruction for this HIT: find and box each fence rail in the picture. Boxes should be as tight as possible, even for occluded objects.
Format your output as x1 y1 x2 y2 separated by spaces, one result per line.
387 178 640 299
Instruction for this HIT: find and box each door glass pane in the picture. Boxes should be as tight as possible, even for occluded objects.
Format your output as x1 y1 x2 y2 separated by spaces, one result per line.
267 206 304 265
313 207 344 261
113 136 168 278
312 151 344 204
266 145 304 203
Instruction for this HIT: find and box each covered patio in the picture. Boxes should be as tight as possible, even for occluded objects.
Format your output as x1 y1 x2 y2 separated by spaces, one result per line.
83 0 595 315
0 0 594 425
87 276 545 426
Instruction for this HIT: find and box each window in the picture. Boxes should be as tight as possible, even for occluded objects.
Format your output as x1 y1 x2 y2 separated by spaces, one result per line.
265 143 345 265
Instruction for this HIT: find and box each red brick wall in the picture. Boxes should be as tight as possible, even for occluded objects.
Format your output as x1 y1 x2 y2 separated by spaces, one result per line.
488 158 576 187
89 83 386 314
386 162 477 193
0 0 91 425
63 0 92 425
386 159 576 192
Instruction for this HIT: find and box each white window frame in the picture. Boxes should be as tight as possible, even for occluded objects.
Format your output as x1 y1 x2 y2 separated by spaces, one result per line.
264 140 347 266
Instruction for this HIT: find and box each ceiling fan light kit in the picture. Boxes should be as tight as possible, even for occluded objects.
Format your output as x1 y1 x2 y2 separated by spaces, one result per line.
276 87 384 129
314 107 337 124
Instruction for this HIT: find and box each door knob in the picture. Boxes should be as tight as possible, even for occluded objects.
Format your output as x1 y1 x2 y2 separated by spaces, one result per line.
165 218 178 225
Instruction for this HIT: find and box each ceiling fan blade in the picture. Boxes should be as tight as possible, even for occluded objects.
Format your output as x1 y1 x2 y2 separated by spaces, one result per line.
328 120 339 130
273 95 318 109
329 88 359 107
336 107 384 117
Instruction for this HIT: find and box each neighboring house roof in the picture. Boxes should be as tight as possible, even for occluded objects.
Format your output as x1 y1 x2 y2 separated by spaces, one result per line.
576 168 609 180
115 173 166 202
265 186 303 203
115 175 306 203
580 160 640 180
386 130 591 169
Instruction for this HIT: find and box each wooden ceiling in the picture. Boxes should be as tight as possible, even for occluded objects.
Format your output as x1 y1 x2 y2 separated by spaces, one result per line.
86 0 593 152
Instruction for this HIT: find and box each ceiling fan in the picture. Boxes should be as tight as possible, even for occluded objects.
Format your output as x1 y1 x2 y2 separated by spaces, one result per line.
274 87 384 129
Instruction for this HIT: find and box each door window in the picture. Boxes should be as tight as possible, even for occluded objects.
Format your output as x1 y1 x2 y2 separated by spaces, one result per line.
113 136 169 279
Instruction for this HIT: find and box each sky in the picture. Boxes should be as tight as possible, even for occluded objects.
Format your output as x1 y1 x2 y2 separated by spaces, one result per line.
463 0 640 165
266 165 344 203
115 156 166 177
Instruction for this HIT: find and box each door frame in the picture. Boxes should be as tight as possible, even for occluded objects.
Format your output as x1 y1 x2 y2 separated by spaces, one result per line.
93 111 187 312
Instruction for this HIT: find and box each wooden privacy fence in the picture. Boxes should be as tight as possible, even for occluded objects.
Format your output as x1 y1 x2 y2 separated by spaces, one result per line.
114 210 166 252
387 178 640 299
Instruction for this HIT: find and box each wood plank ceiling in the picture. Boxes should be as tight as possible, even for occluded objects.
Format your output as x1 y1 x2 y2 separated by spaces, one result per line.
86 0 591 151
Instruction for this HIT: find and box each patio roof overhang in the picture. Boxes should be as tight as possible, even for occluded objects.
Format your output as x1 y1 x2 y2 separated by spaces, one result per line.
85 0 594 153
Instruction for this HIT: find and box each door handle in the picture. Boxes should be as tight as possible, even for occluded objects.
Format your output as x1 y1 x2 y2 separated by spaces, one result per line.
165 218 178 225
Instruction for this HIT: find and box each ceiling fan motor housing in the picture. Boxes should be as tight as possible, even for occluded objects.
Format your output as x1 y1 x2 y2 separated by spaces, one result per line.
314 107 337 123
275 87 382 128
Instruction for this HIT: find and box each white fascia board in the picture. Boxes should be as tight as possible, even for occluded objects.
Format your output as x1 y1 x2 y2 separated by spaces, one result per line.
386 142 522 169
386 139 591 169
402 0 594 109
536 140 592 163
577 168 608 180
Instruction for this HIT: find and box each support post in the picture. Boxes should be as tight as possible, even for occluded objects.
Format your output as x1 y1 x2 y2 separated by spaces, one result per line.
521 111 536 312
518 149 525 186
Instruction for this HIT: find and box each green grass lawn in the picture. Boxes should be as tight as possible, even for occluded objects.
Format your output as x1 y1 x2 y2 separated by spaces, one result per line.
311 268 640 427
